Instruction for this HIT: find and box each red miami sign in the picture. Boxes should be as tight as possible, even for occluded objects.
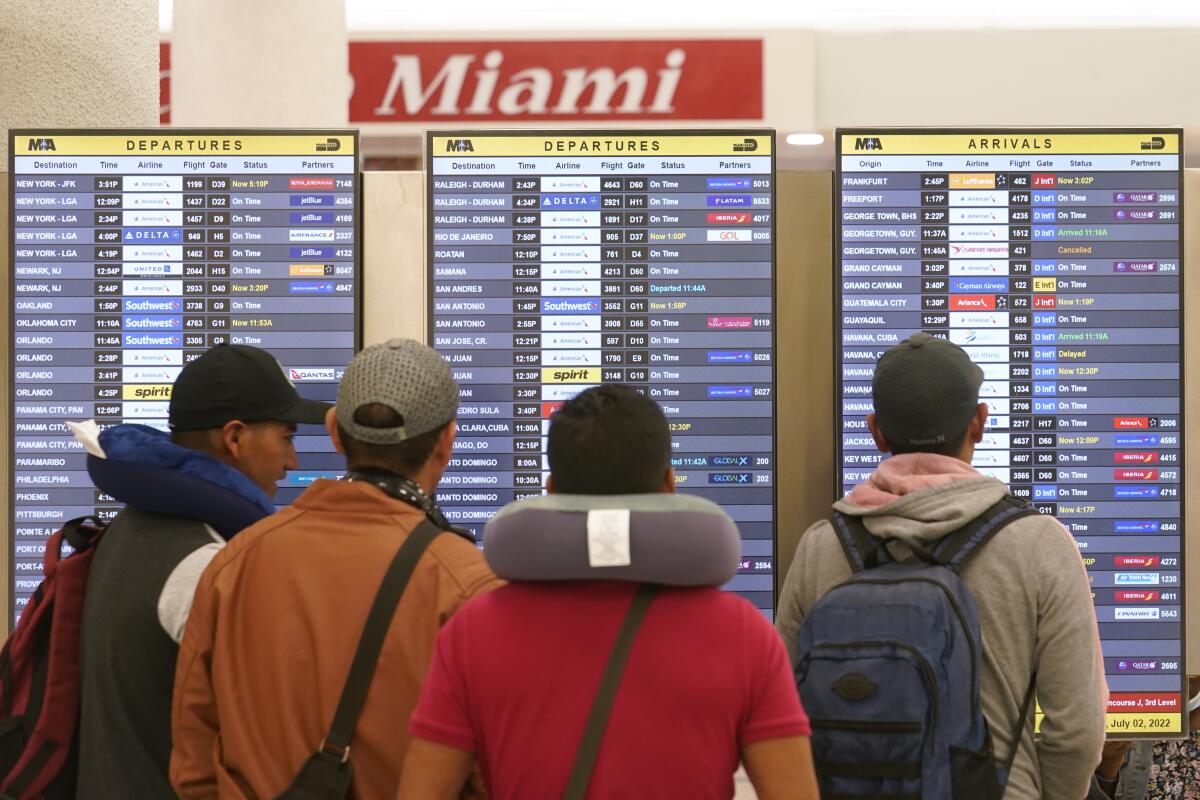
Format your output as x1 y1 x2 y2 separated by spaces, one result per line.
160 39 764 124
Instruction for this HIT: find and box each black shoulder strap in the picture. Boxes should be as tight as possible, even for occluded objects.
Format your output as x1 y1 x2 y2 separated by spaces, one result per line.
1003 672 1038 778
934 495 1040 574
323 518 442 755
830 511 880 574
562 584 660 800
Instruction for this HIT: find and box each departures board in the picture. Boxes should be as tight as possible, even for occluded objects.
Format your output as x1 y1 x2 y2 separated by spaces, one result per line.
428 130 776 616
9 130 360 618
836 129 1186 736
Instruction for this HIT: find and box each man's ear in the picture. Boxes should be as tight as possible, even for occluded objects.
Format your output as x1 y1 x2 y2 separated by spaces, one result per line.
661 466 676 494
433 420 457 466
325 407 344 454
220 419 248 459
545 474 556 494
866 413 892 454
969 402 989 443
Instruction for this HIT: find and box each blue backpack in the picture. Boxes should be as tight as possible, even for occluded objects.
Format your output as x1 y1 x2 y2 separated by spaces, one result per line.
795 495 1039 799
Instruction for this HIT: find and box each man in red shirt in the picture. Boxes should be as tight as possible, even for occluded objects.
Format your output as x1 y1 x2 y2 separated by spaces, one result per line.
401 385 817 799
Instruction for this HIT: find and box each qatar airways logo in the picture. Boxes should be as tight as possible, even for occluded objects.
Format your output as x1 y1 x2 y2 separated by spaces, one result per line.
372 48 687 117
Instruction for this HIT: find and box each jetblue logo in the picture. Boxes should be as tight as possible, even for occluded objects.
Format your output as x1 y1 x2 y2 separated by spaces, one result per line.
446 139 474 152
854 137 883 151
27 138 56 151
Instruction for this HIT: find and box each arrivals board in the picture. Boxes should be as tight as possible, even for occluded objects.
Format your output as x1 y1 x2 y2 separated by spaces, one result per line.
836 129 1186 736
9 130 360 620
428 131 776 615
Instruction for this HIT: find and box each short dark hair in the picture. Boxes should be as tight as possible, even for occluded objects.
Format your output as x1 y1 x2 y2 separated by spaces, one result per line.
885 427 969 457
338 403 450 477
548 385 670 494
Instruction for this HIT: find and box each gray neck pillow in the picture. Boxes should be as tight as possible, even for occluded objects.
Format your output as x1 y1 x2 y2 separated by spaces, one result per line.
482 493 741 586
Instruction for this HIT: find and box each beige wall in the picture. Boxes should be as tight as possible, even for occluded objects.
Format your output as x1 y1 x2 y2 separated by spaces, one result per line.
1 169 1195 672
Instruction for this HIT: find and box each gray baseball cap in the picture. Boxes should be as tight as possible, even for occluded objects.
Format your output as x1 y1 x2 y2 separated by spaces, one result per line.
336 338 458 445
872 333 984 449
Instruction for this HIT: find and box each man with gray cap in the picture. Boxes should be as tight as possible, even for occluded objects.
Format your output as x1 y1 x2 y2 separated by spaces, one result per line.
170 339 501 799
776 333 1107 800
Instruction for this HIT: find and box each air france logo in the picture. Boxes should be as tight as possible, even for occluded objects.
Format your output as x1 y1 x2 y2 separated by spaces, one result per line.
854 137 883 151
446 139 475 152
27 138 56 152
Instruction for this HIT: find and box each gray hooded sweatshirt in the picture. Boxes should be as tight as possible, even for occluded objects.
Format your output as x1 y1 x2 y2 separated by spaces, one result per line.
777 453 1107 800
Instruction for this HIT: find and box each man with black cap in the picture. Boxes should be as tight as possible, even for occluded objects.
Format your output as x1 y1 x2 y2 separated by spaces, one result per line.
76 343 331 798
776 334 1107 800
170 338 501 799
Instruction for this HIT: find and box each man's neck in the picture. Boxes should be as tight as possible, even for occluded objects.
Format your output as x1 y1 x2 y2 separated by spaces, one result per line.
346 463 435 495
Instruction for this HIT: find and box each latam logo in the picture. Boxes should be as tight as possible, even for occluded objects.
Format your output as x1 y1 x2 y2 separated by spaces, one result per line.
853 137 883 151
27 138 55 152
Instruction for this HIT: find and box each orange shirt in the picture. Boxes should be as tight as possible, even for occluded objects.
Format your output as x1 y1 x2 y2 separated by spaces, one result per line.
170 479 502 799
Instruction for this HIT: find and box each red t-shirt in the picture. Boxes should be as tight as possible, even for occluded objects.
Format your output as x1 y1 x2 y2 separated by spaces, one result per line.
410 581 810 799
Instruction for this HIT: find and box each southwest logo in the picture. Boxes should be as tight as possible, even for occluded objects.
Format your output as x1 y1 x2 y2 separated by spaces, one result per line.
854 137 883 151
27 137 55 151
446 139 474 152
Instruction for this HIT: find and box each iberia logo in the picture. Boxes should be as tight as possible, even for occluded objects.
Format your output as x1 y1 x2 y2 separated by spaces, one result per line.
1114 468 1158 480
1114 556 1160 568
706 213 751 224
1114 452 1160 464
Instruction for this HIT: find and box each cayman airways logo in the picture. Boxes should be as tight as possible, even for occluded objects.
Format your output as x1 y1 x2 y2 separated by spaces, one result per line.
374 48 688 117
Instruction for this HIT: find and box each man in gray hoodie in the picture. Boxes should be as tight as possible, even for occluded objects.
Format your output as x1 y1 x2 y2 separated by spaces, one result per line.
776 333 1107 800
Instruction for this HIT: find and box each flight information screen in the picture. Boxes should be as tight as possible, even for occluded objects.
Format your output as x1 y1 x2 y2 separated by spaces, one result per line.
837 129 1186 736
428 130 776 615
9 130 360 618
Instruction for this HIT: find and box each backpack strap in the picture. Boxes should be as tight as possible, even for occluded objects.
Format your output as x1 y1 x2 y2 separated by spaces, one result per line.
829 511 883 574
1003 672 1038 778
562 583 660 800
934 495 1040 574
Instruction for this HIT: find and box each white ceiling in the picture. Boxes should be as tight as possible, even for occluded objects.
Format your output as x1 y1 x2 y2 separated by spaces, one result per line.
160 0 1200 32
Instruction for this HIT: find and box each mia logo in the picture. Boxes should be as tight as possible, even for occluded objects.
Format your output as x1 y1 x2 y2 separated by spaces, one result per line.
27 137 56 151
446 139 474 152
853 137 883 151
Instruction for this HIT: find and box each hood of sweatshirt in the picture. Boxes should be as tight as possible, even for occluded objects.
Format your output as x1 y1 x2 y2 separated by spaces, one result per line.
834 452 1011 546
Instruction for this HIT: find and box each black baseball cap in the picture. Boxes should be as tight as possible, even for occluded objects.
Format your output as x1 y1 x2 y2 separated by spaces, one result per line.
872 333 984 449
169 344 332 431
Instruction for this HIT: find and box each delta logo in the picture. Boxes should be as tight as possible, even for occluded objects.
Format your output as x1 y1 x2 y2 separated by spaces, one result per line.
1114 452 1160 464
707 212 751 224
1115 556 1160 568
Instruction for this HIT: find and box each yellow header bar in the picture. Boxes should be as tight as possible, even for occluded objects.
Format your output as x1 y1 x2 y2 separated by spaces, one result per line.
432 134 772 157
13 134 356 156
840 132 1179 155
